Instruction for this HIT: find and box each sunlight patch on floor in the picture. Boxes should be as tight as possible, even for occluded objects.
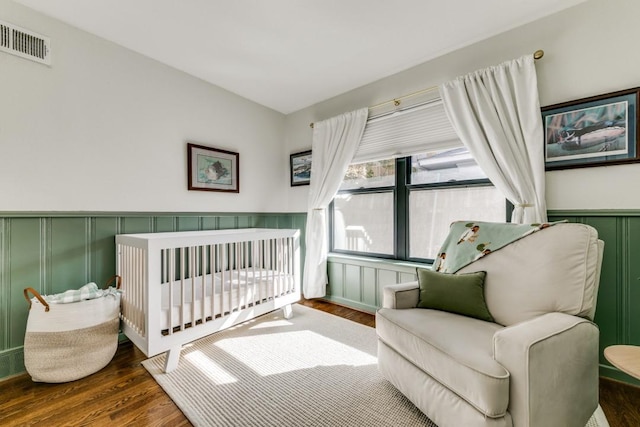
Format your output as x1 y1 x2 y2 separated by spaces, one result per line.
215 330 377 376
184 350 238 385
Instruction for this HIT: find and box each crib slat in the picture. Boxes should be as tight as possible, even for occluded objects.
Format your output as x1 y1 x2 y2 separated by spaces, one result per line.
127 246 134 332
266 239 271 300
288 238 291 292
209 244 215 320
222 243 228 315
258 240 263 304
180 247 185 332
282 238 287 295
168 248 174 335
289 237 294 293
218 244 223 317
238 242 242 309
138 246 144 335
285 237 290 294
252 240 257 306
243 241 248 309
274 238 279 297
201 245 206 324
121 245 127 327
190 246 196 327
235 242 240 311
277 238 281 297
133 246 140 334
271 239 276 298
238 242 243 310
270 239 275 300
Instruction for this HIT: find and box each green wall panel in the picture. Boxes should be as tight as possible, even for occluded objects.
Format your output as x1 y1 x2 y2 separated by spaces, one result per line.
93 217 119 286
327 262 343 298
626 218 640 345
261 216 280 229
8 219 41 349
399 272 416 284
177 216 200 231
0 219 9 350
362 267 377 307
218 216 237 230
155 216 176 232
121 216 153 234
50 218 90 293
344 265 361 302
0 211 306 380
201 216 217 230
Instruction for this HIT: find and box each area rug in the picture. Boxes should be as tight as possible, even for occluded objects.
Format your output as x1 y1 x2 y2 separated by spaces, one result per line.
142 304 609 427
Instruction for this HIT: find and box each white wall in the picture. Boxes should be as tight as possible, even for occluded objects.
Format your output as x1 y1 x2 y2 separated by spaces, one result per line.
0 0 287 213
285 0 640 212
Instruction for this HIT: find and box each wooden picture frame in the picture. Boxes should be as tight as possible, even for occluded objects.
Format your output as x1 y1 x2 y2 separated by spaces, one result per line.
187 143 239 193
290 150 312 186
542 87 640 170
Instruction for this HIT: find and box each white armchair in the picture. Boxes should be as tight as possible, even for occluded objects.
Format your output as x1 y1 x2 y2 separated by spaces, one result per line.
376 223 604 427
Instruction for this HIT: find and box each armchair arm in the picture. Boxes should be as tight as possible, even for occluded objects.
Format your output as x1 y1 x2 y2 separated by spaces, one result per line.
382 281 419 309
493 313 599 427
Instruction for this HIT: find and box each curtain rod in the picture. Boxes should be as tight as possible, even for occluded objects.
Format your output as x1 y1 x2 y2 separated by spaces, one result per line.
309 49 544 128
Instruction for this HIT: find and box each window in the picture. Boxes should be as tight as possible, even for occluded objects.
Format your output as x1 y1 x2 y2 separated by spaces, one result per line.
332 159 395 255
330 147 508 262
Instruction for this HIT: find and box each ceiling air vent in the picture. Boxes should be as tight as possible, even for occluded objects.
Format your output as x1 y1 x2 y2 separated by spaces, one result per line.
0 20 50 65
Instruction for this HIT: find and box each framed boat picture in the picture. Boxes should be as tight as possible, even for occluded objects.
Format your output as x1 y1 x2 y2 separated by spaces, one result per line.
542 87 640 170
290 150 312 186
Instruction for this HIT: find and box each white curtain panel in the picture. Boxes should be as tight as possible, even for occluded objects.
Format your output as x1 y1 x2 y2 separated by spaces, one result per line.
303 108 368 298
439 55 547 224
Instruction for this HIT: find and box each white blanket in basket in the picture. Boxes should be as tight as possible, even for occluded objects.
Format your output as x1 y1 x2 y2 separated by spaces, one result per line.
43 282 120 304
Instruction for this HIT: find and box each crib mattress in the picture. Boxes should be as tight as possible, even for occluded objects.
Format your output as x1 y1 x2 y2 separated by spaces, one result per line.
159 269 294 331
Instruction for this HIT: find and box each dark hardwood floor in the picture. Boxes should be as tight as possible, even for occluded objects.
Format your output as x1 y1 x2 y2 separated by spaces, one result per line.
1 299 639 426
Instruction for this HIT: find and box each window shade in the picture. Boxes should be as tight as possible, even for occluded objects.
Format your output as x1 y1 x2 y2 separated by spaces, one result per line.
352 99 462 164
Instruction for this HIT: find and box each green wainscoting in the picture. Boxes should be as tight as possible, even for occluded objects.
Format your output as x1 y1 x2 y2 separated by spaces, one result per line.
548 211 640 386
0 211 306 380
326 255 422 314
327 210 640 386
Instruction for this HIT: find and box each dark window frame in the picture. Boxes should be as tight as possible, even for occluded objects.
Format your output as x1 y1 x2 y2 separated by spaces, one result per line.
329 156 511 263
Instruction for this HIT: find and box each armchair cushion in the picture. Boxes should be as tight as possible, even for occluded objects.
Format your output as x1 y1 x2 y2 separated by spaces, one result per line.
458 223 600 326
376 307 509 417
416 268 494 322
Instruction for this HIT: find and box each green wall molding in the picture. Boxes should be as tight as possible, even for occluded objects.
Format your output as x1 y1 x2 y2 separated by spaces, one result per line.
0 347 25 379
0 211 307 380
328 209 640 386
548 209 640 217
0 211 306 218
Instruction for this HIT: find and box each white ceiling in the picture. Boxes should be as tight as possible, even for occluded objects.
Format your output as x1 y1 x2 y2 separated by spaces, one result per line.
16 0 587 114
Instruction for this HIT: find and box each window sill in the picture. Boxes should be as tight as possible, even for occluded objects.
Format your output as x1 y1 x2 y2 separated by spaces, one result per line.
327 252 433 272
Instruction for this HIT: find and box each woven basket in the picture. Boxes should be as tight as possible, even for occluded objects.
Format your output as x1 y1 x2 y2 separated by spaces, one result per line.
23 276 121 383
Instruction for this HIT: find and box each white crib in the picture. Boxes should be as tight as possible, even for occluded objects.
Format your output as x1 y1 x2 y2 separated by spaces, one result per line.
116 228 300 372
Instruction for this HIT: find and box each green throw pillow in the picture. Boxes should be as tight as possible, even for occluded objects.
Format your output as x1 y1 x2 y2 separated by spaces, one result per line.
416 268 494 322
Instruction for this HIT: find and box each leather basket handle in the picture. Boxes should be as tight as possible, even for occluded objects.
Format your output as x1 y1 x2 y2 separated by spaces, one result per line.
23 287 50 312
104 275 122 290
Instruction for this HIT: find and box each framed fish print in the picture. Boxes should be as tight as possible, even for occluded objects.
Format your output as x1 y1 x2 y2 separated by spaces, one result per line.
542 87 640 170
187 143 239 192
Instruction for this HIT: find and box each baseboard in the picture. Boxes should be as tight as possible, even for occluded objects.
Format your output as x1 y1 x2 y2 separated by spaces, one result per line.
0 347 25 379
600 363 640 387
321 295 377 314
